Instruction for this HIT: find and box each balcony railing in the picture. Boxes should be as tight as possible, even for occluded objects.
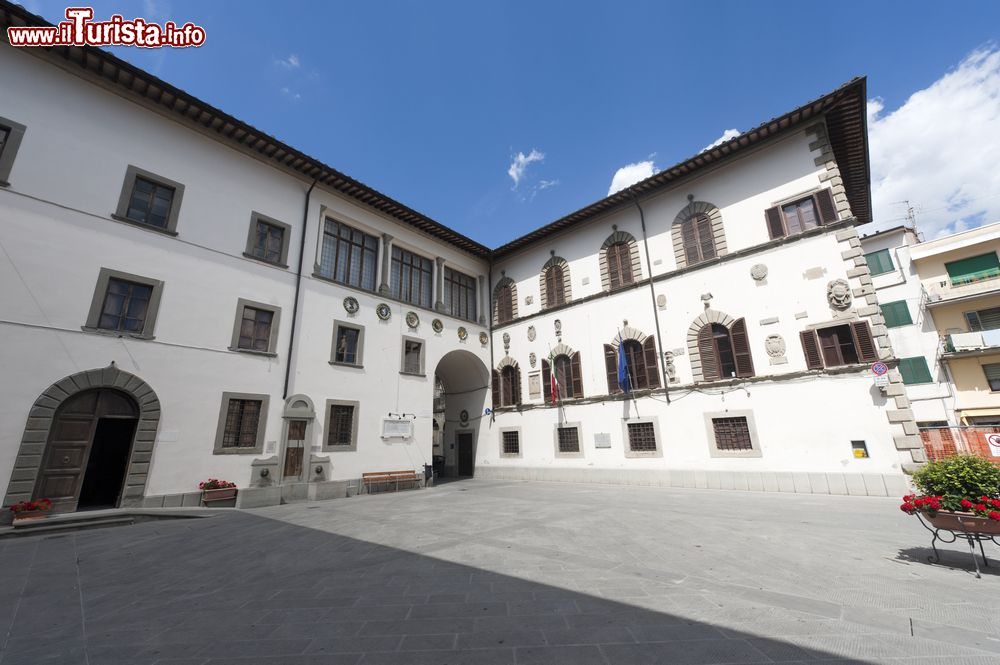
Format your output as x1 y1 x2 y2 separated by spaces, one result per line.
943 329 1000 353
925 271 1000 304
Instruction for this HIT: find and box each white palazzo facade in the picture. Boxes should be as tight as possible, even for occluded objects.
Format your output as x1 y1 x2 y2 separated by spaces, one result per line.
0 4 917 517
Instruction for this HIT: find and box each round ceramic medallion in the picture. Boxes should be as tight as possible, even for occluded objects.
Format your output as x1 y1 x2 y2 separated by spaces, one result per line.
405 311 419 329
457 326 468 341
460 409 469 425
479 332 488 345
343 296 359 314
432 319 443 333
750 264 768 281
376 303 391 320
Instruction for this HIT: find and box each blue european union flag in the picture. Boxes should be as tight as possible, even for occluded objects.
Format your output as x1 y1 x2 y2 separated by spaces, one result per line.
617 337 631 393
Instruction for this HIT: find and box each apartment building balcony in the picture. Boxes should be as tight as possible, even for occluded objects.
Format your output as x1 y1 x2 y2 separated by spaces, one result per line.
925 271 1000 308
942 329 1000 358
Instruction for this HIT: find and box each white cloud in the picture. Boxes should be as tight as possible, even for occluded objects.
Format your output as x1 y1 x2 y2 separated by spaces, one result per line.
537 179 559 191
702 128 741 152
869 47 1000 238
274 54 301 69
507 149 544 189
608 160 657 195
280 87 301 101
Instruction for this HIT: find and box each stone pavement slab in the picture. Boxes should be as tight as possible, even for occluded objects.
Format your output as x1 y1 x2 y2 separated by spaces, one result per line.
2 479 1000 664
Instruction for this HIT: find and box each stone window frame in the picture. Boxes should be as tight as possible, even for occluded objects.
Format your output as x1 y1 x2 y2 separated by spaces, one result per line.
330 319 365 368
686 309 736 382
553 421 584 459
0 115 27 186
228 298 282 357
539 255 572 309
671 200 727 269
704 409 762 458
83 267 165 340
213 391 269 455
323 398 360 452
492 276 519 325
113 164 185 236
499 426 522 458
621 416 662 458
400 335 426 376
599 228 642 291
243 211 291 268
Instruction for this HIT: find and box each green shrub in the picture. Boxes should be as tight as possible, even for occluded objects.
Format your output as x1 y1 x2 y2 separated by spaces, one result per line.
911 455 1000 510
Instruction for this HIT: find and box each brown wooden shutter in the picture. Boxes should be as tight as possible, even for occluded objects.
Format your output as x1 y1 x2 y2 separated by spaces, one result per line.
696 214 716 260
643 336 661 389
698 325 719 381
765 206 785 240
542 359 551 404
512 367 521 405
496 286 512 324
570 351 583 398
604 344 618 393
491 370 501 408
607 247 620 288
814 188 838 225
619 244 634 285
851 321 879 363
800 330 824 370
681 219 700 265
730 318 755 378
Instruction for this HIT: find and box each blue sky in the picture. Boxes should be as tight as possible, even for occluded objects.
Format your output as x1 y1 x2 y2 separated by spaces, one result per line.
20 1 1000 245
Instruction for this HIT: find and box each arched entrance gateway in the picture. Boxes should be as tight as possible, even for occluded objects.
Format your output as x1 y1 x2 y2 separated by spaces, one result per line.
4 365 160 513
433 350 490 479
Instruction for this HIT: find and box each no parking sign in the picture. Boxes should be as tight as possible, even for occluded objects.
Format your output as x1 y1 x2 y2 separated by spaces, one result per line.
985 433 1000 457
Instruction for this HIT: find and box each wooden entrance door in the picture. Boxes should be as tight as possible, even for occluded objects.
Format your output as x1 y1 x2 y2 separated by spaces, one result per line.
283 419 306 479
35 389 138 513
457 432 474 477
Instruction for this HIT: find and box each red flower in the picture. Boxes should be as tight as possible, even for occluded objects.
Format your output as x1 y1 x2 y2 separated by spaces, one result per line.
961 499 974 509
976 504 988 512
990 512 1000 521
903 494 914 502
901 502 916 513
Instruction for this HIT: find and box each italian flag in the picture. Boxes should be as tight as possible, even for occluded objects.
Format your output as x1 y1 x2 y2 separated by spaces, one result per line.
548 349 559 402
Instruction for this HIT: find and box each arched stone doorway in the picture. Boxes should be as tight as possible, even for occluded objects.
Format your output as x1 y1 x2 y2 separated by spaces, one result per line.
433 350 490 478
3 365 161 513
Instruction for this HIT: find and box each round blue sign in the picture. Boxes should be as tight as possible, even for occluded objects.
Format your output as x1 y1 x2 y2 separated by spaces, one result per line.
872 362 888 376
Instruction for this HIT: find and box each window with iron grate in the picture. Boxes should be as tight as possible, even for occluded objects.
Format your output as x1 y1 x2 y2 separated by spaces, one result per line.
712 417 753 451
557 426 580 453
627 422 657 452
501 430 520 455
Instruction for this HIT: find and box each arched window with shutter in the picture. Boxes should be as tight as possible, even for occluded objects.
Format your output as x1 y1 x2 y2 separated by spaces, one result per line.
671 201 727 269
539 256 572 309
542 347 583 401
600 230 640 291
687 312 754 382
492 277 518 325
492 359 522 407
603 334 661 393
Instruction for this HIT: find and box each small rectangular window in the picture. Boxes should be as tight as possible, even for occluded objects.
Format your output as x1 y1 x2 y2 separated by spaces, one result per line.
945 253 1000 286
626 422 657 452
851 441 869 458
237 306 273 352
817 324 860 366
126 176 175 229
334 325 361 365
251 220 284 263
781 197 819 235
898 356 933 385
328 404 355 446
98 278 153 333
983 363 1000 391
222 399 263 449
880 301 912 328
557 426 580 453
864 249 894 276
0 126 9 156
501 430 520 455
0 116 27 185
712 417 753 451
402 340 423 375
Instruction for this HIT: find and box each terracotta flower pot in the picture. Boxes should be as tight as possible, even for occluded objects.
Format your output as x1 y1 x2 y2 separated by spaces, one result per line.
928 511 1000 535
201 487 237 504
12 510 48 524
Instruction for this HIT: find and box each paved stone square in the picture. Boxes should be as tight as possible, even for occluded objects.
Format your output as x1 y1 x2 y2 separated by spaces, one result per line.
2 479 1000 665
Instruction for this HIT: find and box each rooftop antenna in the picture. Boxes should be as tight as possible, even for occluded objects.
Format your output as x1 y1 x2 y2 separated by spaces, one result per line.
893 199 922 241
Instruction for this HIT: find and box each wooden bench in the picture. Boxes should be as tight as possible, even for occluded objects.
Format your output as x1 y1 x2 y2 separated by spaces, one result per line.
362 470 420 494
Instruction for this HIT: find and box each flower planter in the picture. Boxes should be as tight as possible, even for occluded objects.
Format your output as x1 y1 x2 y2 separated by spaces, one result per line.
928 511 1000 535
12 511 48 524
201 487 237 506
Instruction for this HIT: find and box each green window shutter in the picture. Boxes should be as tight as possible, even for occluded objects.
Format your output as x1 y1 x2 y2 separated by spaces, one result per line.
864 249 894 275
945 253 1000 285
898 356 933 385
880 300 913 328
